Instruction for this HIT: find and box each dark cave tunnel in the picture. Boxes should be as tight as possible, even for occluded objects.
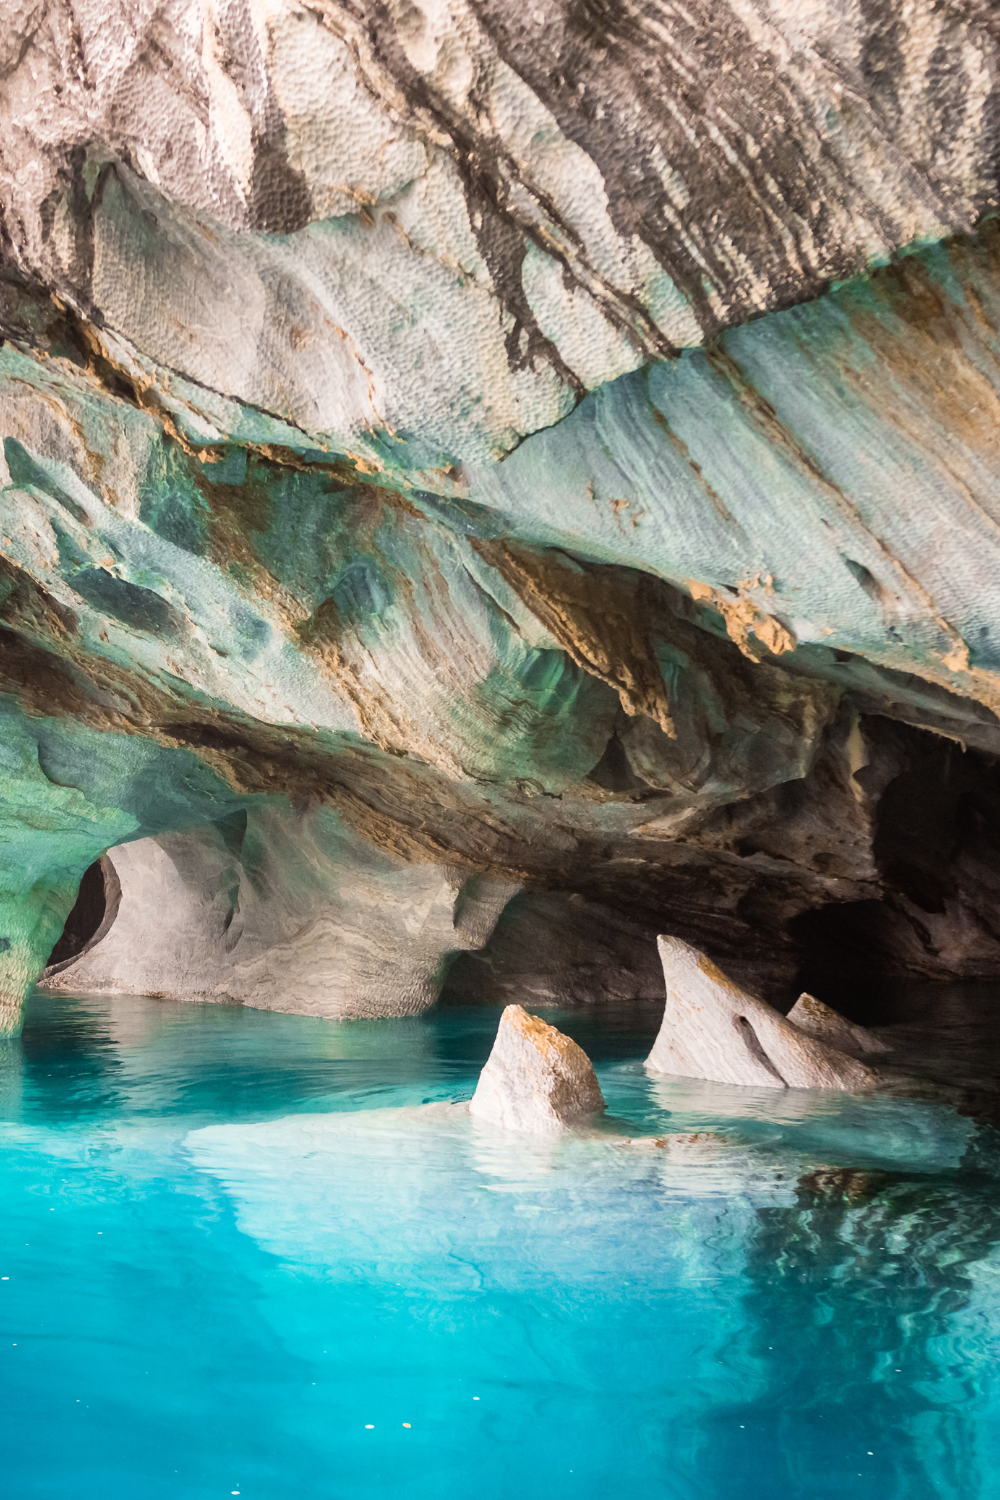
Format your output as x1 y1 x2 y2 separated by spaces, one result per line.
46 858 111 969
789 719 1000 1024
790 900 927 1024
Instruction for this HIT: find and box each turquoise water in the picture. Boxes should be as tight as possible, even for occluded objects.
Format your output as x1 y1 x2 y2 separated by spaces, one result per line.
2 991 1000 1499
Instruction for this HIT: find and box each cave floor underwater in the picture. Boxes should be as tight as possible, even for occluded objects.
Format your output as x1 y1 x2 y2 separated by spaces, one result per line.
1 984 999 1500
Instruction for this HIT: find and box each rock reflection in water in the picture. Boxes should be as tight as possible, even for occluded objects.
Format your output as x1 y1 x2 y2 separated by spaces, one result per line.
703 1145 1000 1500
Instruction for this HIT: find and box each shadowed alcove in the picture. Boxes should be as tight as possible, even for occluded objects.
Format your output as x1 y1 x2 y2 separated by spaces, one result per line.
45 857 122 973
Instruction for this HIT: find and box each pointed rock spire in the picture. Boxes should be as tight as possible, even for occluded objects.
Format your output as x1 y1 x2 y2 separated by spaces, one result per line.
647 937 876 1091
470 1004 605 1132
787 992 890 1057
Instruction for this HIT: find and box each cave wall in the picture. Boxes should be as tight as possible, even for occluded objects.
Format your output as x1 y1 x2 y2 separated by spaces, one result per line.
2 1 1000 1027
41 805 518 1016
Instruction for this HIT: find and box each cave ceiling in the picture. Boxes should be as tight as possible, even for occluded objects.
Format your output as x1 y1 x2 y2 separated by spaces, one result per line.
2 0 1000 1027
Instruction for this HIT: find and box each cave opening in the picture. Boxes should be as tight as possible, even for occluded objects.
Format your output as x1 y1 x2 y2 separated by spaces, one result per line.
789 899 919 1024
788 718 1000 1026
46 859 110 969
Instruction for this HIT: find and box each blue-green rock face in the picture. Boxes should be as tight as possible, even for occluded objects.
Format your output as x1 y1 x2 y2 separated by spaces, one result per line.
2 0 1000 1028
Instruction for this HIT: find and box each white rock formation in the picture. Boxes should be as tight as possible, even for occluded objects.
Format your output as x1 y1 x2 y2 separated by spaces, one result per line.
470 1004 605 1133
41 805 519 1019
647 937 876 1091
787 992 890 1058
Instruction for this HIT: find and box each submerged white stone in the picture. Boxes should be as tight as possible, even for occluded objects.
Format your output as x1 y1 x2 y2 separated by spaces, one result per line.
647 938 876 1092
470 1005 605 1133
787 992 890 1057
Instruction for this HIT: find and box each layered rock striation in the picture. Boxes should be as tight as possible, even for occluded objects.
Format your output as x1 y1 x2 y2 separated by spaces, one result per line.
1 2 1000 1026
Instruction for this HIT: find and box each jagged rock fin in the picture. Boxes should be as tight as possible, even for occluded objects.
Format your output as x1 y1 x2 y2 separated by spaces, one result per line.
787 992 891 1057
647 937 877 1092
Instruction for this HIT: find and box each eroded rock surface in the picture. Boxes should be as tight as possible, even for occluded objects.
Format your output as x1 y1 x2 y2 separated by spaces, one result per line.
443 890 666 1008
41 806 518 1017
4 0 998 466
787 993 890 1059
647 937 876 1091
1 4 1000 1029
470 1005 605 1132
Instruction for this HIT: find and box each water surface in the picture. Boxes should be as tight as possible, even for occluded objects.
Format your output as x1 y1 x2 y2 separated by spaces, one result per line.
2 988 1000 1499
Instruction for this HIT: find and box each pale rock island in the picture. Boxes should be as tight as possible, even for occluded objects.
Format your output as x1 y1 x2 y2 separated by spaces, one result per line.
468 941 889 1137
470 1003 606 1133
786 991 890 1059
648 936 878 1092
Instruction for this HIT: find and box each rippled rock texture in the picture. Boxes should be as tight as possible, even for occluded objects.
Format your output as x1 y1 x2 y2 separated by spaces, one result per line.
3 1 1000 1027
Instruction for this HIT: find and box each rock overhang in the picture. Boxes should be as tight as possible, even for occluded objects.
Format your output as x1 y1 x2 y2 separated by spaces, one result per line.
1 1 1000 1028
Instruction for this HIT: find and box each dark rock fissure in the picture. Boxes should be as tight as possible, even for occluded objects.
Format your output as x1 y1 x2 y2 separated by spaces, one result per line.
46 859 108 968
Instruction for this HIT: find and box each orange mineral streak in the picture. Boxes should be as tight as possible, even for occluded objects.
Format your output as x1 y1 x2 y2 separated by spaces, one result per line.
687 579 796 661
507 1003 582 1064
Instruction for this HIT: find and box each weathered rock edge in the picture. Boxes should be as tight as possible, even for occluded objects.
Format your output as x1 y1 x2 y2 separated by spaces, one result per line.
787 992 890 1059
647 937 877 1091
470 1004 605 1133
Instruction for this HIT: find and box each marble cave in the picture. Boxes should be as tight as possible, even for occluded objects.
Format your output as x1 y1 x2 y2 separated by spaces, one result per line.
4 2 1000 1496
